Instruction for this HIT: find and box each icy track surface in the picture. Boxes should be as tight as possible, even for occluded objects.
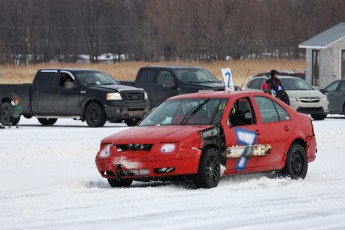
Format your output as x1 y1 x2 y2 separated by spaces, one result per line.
1 116 345 230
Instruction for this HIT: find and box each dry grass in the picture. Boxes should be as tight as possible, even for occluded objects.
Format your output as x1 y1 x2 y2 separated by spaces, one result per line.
0 59 305 86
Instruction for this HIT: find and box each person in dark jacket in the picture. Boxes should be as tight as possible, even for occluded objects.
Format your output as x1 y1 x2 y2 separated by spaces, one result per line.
9 96 22 128
265 70 290 105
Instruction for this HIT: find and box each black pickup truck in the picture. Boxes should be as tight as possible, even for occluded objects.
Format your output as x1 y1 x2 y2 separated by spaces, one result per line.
0 68 149 127
120 65 226 108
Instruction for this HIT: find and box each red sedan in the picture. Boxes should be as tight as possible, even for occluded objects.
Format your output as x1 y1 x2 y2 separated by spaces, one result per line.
95 91 316 188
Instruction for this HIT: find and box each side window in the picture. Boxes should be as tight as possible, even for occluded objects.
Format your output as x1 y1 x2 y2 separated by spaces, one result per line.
254 96 290 123
34 71 56 87
157 71 174 86
136 69 154 84
324 81 339 92
339 81 345 92
228 97 256 127
59 72 74 88
250 78 264 90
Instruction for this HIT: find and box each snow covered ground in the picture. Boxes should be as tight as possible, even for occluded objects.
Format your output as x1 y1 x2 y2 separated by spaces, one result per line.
1 116 345 230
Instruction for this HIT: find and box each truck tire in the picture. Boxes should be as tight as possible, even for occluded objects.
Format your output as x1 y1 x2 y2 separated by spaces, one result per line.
0 102 11 126
85 102 106 127
124 118 140 126
37 118 57 126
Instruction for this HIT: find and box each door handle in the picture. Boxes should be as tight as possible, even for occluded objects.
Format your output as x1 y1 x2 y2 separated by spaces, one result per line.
284 126 291 131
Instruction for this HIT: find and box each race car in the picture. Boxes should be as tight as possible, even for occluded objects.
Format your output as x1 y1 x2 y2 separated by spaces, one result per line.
95 91 317 189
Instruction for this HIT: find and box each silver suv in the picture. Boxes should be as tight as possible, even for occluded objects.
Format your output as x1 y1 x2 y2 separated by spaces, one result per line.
245 75 329 120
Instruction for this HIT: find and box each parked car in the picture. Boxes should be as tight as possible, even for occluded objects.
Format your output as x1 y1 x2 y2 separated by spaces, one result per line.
95 91 317 189
320 79 345 115
244 75 329 120
119 65 231 109
254 70 306 80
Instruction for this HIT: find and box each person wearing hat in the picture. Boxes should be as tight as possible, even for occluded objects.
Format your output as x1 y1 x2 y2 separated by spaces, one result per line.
265 70 290 105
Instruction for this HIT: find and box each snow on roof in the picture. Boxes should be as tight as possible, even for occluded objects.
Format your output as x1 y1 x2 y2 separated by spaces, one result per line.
299 22 345 49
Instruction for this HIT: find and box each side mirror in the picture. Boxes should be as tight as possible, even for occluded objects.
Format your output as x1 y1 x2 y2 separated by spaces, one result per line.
319 89 325 94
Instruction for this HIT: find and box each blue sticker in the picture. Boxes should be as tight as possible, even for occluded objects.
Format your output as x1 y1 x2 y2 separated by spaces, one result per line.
234 128 257 171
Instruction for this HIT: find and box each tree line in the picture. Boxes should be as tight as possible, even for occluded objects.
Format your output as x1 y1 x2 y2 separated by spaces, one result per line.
0 0 345 65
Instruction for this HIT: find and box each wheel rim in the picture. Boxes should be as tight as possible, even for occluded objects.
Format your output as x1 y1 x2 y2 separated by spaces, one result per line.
206 154 219 185
291 150 303 175
88 106 99 123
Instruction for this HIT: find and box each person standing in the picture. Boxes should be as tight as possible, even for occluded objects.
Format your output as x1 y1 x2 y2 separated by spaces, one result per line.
265 70 290 105
8 96 22 128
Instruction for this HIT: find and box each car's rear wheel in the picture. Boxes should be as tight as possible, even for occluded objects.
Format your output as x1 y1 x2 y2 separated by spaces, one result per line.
193 148 220 189
38 118 57 126
85 102 106 127
124 118 140 126
311 114 327 120
107 178 133 187
281 143 308 179
0 102 11 125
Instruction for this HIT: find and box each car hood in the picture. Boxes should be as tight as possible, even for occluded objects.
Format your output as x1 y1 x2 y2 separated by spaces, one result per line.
102 125 213 144
183 82 225 90
89 84 144 92
286 89 325 98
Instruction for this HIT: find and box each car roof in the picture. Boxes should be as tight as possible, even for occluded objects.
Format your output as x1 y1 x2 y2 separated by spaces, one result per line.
249 75 301 80
168 90 268 100
253 70 305 79
141 65 203 69
39 68 100 72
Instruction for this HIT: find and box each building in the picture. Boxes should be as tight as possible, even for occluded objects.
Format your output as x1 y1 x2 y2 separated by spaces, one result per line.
299 22 345 88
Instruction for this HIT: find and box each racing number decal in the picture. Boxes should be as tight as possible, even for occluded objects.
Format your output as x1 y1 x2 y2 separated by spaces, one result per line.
225 128 272 171
233 128 257 171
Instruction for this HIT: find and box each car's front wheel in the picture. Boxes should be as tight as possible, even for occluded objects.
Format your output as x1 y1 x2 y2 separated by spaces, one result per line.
124 118 140 126
38 118 57 126
311 114 327 120
194 148 220 189
85 102 106 127
107 178 133 187
281 143 308 179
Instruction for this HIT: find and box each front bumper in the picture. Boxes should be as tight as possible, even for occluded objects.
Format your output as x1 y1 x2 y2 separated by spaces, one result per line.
95 149 201 179
104 102 149 119
290 100 328 115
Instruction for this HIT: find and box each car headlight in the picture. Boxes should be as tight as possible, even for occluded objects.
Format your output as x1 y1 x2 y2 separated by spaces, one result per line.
106 92 122 100
289 96 298 102
161 144 175 153
99 144 112 157
144 92 148 100
321 95 328 101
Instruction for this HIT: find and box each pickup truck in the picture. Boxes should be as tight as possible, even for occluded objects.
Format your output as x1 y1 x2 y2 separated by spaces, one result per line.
0 68 149 127
120 65 226 108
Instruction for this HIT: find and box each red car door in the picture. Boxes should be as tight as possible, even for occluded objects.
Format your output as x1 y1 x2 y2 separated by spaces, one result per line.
222 95 292 175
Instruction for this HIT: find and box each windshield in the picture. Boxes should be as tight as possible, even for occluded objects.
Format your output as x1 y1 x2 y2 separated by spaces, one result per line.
139 98 228 126
74 71 118 86
280 78 314 90
173 68 220 83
